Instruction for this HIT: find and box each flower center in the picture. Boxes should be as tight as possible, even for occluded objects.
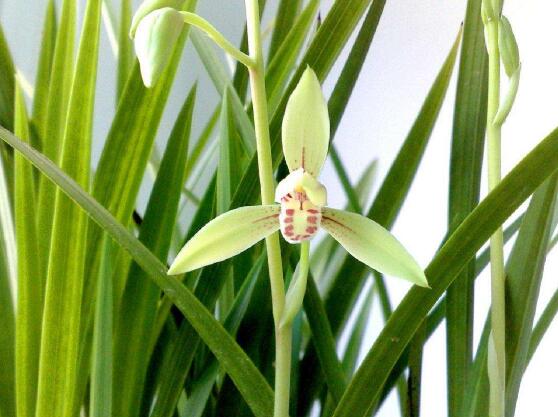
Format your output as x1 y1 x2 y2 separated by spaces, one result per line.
279 191 322 243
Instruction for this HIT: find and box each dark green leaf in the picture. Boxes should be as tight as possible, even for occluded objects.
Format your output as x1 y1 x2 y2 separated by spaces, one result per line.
445 1 488 415
112 86 196 417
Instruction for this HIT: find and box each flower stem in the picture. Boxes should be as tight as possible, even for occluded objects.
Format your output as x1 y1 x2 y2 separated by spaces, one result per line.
244 1 291 416
179 11 255 67
485 15 506 417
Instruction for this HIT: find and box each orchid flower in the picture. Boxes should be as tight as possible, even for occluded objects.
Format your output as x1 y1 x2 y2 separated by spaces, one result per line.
168 68 428 289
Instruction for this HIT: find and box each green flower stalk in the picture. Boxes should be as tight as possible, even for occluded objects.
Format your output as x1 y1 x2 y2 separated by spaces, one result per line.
482 2 520 416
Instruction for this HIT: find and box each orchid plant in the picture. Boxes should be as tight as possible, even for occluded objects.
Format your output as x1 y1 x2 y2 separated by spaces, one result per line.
2 1 556 417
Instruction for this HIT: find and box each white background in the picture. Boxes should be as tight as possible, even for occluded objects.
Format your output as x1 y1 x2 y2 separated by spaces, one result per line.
1 0 557 416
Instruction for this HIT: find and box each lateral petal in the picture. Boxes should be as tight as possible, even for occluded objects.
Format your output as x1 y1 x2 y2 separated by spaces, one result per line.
321 208 429 287
168 205 280 274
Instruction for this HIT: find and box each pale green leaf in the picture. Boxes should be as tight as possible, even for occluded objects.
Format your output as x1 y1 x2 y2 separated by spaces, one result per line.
35 0 101 416
14 81 41 417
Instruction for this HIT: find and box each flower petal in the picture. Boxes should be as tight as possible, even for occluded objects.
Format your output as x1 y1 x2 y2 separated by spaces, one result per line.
300 172 327 207
282 67 330 176
275 168 305 202
168 205 280 274
320 208 429 287
134 8 184 88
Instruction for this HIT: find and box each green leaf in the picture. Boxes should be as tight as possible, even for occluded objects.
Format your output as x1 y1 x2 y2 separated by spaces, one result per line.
112 86 195 417
217 88 234 215
342 286 375 377
445 2 488 415
267 0 301 60
330 125 558 417
0 125 275 417
328 0 387 136
117 0 133 100
75 2 198 407
0 25 15 132
528 285 558 362
375 214 524 412
0 154 15 417
266 0 319 114
505 174 558 416
36 0 76 267
35 0 101 416
302 272 347 403
31 0 57 140
14 81 41 417
182 254 265 417
0 25 16 200
89 236 114 417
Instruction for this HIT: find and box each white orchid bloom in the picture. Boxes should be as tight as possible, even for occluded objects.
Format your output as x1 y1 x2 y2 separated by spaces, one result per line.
169 68 428 288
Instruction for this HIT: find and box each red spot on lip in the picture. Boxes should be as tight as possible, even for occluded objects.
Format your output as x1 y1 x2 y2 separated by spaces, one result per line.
306 227 317 234
307 209 319 214
302 235 311 239
307 216 317 224
285 230 294 236
285 225 294 231
284 217 293 223
285 209 295 216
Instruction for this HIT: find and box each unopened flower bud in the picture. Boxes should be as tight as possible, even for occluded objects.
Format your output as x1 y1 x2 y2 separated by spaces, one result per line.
129 0 183 38
498 16 520 77
134 8 184 88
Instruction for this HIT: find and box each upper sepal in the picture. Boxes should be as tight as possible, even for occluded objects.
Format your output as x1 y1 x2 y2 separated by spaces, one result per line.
133 7 184 88
320 208 429 287
168 205 280 274
282 67 330 176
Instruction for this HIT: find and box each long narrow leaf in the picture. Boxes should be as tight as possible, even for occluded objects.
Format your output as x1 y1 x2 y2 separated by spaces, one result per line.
90 236 114 417
35 0 76 267
505 174 558 416
117 0 133 100
112 86 195 417
330 126 558 417
35 1 100 416
0 125 276 417
14 81 41 417
445 2 487 415
31 0 57 140
0 155 15 417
